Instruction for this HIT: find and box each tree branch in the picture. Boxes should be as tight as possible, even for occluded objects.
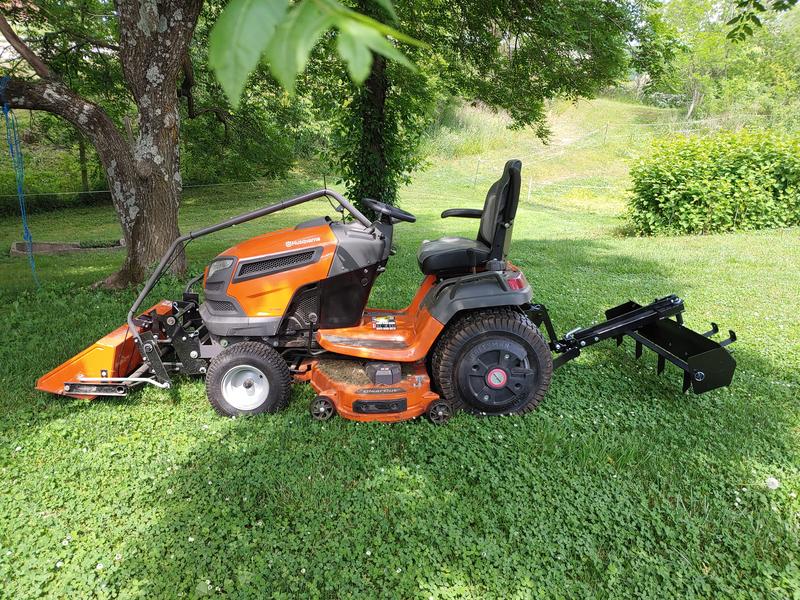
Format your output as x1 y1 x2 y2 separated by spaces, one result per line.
1 78 127 154
179 54 230 139
44 30 120 52
0 13 54 79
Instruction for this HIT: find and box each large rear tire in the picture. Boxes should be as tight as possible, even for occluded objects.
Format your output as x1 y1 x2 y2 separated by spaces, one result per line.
432 308 553 415
205 341 291 416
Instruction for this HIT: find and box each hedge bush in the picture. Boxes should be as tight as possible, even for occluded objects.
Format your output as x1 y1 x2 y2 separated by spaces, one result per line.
629 130 800 235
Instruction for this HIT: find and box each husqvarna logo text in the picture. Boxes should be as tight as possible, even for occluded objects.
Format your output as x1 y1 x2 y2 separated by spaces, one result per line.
286 236 320 248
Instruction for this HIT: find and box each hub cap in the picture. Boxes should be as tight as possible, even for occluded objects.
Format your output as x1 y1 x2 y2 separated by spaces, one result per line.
221 365 269 411
486 368 508 389
459 339 536 412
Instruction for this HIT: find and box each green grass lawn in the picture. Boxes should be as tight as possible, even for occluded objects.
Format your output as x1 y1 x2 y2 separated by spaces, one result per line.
1 99 798 598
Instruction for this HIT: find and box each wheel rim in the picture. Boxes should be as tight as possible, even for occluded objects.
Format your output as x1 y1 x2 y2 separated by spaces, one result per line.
429 402 451 424
220 365 270 411
460 338 537 412
311 397 335 420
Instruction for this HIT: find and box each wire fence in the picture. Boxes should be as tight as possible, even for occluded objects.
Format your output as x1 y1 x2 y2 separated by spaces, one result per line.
0 112 772 203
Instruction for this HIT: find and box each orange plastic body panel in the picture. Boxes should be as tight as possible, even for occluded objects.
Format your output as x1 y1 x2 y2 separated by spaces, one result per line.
214 224 337 317
35 300 174 399
316 275 444 362
306 360 439 422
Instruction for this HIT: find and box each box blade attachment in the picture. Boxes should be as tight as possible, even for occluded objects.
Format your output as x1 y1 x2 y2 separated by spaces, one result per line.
528 295 737 394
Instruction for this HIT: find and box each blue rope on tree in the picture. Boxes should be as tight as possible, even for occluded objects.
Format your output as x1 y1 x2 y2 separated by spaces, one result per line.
0 75 40 288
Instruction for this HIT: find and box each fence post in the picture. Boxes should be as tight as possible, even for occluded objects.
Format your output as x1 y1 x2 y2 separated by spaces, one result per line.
526 176 532 203
473 158 481 188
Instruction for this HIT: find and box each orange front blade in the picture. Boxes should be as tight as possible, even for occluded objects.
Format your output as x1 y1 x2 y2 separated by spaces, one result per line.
35 300 174 399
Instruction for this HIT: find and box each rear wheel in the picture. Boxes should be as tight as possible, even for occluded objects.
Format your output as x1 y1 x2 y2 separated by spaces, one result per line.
206 341 291 416
432 308 553 415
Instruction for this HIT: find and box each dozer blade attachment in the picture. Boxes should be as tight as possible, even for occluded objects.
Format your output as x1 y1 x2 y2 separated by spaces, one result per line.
35 301 175 399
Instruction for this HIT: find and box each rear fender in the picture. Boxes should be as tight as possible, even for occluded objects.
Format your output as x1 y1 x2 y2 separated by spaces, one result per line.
422 270 532 326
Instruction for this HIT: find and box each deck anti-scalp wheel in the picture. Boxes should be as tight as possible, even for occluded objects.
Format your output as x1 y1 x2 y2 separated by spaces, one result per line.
310 395 336 421
427 400 453 425
205 341 291 416
432 308 553 415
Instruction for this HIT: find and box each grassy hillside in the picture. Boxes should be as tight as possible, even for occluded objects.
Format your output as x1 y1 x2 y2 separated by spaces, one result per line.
0 98 798 598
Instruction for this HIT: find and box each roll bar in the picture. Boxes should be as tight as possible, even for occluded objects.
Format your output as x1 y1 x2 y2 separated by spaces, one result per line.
126 188 372 348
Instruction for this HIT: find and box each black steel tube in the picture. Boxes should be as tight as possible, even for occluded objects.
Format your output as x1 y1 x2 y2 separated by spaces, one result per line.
126 188 374 346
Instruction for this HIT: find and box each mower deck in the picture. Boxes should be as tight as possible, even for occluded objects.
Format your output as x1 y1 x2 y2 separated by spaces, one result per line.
303 359 438 422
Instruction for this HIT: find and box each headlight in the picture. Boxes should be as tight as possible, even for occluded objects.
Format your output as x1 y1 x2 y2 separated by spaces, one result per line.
207 258 234 279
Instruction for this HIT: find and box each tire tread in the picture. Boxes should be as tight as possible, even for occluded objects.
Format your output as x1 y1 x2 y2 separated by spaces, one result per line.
431 308 552 414
205 341 291 416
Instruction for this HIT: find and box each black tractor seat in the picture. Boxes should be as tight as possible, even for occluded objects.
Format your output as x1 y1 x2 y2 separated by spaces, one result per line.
416 237 491 274
417 159 522 276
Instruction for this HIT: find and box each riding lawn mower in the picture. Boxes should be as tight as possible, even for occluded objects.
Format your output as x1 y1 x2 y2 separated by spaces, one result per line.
36 160 737 423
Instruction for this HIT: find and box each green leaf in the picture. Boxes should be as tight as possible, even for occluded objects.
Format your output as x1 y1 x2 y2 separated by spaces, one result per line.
315 0 424 47
264 0 335 93
370 0 397 20
337 20 414 82
209 0 288 107
336 26 374 83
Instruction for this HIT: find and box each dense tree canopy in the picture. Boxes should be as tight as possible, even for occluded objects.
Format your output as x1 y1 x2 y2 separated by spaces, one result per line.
302 0 664 208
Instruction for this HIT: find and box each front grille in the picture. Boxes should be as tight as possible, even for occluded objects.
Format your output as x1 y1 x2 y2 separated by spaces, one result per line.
206 299 237 312
237 250 316 279
295 292 319 319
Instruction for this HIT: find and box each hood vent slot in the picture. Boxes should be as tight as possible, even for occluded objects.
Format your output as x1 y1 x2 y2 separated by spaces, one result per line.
206 299 237 312
235 249 318 281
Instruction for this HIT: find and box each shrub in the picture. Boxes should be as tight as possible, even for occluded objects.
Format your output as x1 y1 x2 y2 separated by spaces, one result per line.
628 130 800 235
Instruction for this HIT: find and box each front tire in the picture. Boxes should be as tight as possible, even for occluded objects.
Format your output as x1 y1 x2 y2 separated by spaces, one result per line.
432 308 553 415
205 341 291 416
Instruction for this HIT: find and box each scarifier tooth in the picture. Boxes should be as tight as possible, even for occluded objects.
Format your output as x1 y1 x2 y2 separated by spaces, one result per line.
682 371 692 393
657 354 666 375
635 341 642 359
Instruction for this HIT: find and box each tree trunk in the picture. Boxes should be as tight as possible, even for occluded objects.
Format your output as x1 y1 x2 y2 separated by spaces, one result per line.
346 0 393 209
686 84 703 120
351 53 392 207
0 2 201 287
113 92 184 286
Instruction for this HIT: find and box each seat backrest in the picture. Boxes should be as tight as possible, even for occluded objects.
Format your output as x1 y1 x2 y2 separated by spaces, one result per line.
477 159 522 261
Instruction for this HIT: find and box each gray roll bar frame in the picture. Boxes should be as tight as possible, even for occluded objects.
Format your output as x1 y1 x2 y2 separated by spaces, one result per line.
126 188 373 352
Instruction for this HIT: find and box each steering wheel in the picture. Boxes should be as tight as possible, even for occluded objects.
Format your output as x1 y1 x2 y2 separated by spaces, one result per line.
362 198 417 223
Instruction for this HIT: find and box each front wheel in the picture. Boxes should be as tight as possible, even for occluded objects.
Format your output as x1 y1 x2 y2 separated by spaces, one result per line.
205 341 292 416
431 308 553 415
